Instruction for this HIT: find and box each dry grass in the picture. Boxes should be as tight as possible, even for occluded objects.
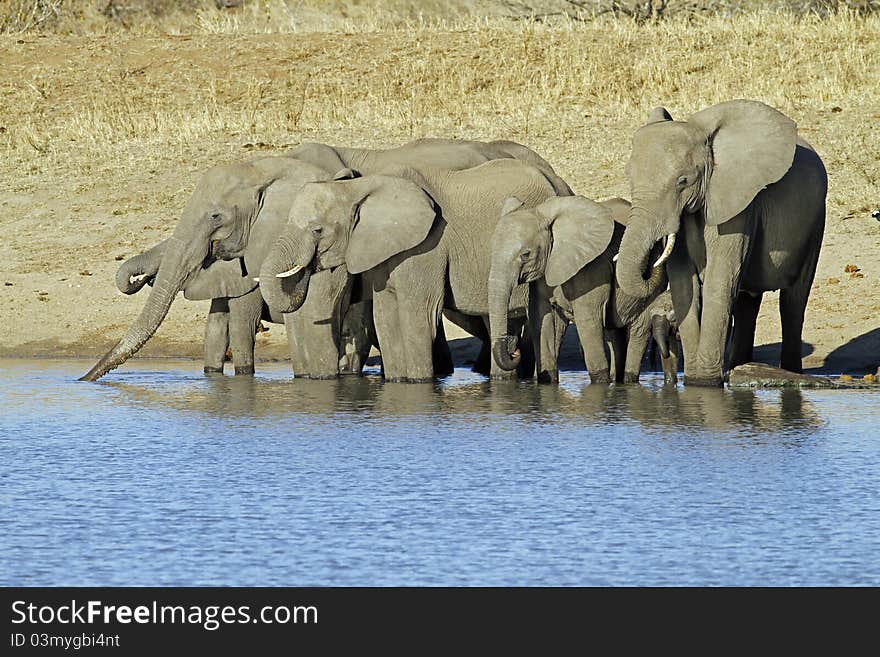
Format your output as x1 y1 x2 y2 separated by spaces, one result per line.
3 10 878 196
0 6 878 368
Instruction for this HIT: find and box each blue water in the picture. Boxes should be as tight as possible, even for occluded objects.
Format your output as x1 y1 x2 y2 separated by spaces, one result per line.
1 359 878 586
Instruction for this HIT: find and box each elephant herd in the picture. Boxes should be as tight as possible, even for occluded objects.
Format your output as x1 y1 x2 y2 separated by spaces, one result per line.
80 99 827 388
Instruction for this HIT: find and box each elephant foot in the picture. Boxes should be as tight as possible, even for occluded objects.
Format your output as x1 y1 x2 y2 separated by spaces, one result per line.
339 355 365 376
490 371 518 381
384 376 409 383
407 376 435 384
663 374 679 386
234 365 255 376
589 368 611 385
622 371 640 384
203 366 224 375
297 373 338 380
536 369 559 384
684 375 724 387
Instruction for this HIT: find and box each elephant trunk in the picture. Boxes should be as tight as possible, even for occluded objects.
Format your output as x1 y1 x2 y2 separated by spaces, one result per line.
488 254 520 371
115 239 168 294
652 315 670 359
258 232 316 314
615 205 673 299
81 235 206 381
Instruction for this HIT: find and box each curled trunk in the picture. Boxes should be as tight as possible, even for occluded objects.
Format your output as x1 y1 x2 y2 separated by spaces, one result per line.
81 236 204 381
488 258 520 371
616 207 668 299
258 233 317 314
116 239 168 294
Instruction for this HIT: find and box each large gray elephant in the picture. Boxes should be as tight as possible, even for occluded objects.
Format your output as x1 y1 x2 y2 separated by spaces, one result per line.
260 159 571 382
488 195 668 384
81 157 334 381
614 100 827 386
84 138 565 382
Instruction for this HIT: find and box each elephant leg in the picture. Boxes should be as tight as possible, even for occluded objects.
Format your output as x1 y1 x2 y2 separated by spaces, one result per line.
623 324 650 384
668 237 703 386
575 312 610 384
372 288 407 382
432 319 455 378
228 289 263 375
569 284 610 385
398 294 441 383
729 291 762 370
607 327 626 383
286 267 349 379
660 348 679 385
779 235 821 373
690 222 749 386
339 300 374 375
528 281 565 383
203 297 230 374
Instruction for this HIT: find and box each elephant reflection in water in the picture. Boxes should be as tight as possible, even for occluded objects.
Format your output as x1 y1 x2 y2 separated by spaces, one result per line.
573 382 821 435
106 374 383 419
104 368 820 437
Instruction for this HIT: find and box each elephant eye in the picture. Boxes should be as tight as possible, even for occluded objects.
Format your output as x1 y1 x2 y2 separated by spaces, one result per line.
311 226 323 236
677 175 691 188
521 250 532 261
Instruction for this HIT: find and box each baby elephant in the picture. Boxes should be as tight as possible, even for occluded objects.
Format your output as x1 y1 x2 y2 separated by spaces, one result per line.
489 196 668 384
607 288 679 386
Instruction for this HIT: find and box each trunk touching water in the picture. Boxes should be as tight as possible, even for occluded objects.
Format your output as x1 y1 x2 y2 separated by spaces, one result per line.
488 257 521 371
115 239 168 295
258 232 317 314
81 236 205 381
616 206 675 299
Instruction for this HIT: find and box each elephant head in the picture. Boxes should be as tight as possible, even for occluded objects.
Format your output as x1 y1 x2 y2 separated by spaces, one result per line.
615 99 797 298
81 157 302 381
259 170 437 314
488 195 620 371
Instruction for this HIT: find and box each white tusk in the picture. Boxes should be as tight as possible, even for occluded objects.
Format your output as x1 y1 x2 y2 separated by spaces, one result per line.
252 277 260 283
652 233 676 268
612 253 619 262
130 273 150 284
275 265 303 278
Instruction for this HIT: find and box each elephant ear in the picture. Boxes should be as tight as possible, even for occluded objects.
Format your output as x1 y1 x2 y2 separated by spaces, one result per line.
345 175 437 275
599 197 632 226
647 106 674 124
540 196 615 287
690 99 797 226
184 259 256 300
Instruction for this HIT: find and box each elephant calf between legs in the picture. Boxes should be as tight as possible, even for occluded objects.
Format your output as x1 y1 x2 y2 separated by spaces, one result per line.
489 195 668 384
